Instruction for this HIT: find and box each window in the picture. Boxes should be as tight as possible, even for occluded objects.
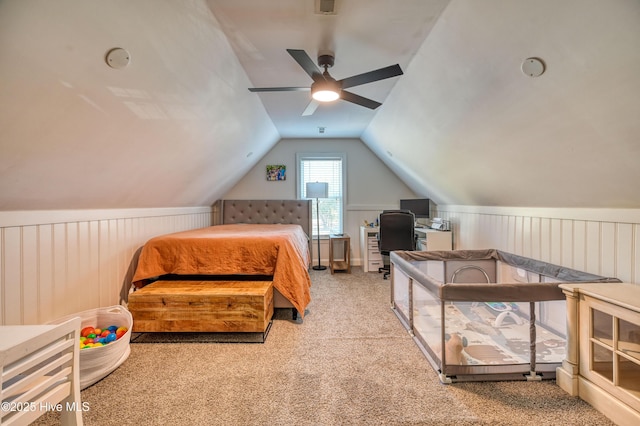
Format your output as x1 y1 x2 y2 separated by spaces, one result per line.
297 153 345 238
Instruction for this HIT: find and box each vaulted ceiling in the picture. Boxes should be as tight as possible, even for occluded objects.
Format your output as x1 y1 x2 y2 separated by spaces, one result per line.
1 0 639 211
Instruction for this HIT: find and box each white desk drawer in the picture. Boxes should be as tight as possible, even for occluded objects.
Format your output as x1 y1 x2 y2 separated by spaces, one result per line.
368 260 384 271
368 250 382 261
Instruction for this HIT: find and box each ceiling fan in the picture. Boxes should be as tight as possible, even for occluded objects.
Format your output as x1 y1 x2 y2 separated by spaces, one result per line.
248 49 403 116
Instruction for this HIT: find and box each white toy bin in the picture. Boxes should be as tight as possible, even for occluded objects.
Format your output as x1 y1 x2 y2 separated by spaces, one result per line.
52 305 133 389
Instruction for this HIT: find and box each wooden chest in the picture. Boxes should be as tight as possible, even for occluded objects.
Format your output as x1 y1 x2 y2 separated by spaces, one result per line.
128 280 274 333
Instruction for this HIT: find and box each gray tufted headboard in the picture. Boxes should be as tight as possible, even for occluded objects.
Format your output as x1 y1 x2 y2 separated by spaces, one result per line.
221 199 312 240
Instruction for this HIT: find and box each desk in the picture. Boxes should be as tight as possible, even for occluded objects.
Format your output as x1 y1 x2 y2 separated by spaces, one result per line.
414 228 452 251
1 318 84 425
329 234 351 274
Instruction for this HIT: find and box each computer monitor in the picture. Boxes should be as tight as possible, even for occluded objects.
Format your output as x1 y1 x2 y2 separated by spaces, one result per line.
399 198 431 218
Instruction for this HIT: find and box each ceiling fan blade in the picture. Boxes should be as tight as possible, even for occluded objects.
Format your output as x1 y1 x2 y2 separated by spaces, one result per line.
248 87 310 92
287 49 325 82
301 100 320 116
340 90 382 110
339 64 403 89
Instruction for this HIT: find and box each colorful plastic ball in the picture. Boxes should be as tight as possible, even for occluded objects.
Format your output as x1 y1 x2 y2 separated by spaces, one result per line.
79 324 127 349
81 327 95 337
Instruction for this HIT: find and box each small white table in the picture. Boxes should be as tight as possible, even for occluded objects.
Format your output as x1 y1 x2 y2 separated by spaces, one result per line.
1 317 83 425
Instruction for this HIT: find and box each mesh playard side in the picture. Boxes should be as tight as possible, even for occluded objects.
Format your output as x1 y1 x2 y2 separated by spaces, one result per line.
390 249 620 383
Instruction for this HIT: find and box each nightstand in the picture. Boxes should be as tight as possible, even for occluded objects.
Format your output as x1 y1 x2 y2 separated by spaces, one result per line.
329 234 351 274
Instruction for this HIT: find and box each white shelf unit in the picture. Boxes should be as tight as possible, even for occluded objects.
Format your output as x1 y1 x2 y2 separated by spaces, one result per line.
1 317 83 426
360 226 382 273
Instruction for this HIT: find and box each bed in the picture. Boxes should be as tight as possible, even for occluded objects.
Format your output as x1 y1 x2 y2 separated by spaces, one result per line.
129 200 313 332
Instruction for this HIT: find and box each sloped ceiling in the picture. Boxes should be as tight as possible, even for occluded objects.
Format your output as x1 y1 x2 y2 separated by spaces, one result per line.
1 0 639 211
0 0 278 210
207 0 450 138
364 0 640 207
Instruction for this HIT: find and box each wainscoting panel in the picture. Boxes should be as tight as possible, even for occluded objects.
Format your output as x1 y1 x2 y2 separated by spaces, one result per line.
0 208 212 325
435 206 639 285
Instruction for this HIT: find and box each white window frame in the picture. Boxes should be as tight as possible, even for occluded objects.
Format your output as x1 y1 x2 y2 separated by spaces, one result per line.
296 152 347 238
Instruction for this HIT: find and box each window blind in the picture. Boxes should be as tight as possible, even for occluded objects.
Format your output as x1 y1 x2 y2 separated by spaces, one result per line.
298 154 344 237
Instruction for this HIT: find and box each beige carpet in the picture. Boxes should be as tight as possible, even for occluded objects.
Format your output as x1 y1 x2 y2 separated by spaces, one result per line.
34 268 613 425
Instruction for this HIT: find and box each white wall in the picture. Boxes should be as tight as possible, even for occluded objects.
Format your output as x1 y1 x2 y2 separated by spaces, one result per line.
223 138 417 264
436 205 640 284
0 208 212 325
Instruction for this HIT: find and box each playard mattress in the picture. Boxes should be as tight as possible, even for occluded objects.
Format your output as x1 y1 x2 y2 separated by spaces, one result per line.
390 249 621 383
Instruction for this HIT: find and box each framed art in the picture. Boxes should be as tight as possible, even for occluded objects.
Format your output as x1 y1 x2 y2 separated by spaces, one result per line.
266 164 286 181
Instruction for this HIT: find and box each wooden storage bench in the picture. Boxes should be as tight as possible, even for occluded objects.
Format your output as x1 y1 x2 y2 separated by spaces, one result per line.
128 280 274 333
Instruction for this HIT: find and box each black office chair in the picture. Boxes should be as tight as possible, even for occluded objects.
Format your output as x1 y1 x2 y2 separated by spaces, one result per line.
378 210 416 279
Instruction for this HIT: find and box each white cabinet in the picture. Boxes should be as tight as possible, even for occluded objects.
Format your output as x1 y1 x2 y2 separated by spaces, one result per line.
360 226 382 273
1 317 84 426
414 228 452 251
558 283 640 426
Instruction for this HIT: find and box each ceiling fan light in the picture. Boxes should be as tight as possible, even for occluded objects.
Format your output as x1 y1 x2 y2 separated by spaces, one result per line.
311 79 340 102
312 89 340 102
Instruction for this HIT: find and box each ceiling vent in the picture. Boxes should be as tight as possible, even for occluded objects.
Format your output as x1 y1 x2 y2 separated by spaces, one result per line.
315 0 337 15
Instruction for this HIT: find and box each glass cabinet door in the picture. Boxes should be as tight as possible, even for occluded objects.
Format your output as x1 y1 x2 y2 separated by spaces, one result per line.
590 309 614 381
616 317 640 398
585 299 640 403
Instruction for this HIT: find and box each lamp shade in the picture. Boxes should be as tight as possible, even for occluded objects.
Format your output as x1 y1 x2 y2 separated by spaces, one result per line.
306 182 328 199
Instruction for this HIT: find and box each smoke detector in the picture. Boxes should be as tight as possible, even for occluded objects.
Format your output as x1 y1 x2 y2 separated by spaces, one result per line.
315 0 337 15
522 57 545 77
105 48 130 69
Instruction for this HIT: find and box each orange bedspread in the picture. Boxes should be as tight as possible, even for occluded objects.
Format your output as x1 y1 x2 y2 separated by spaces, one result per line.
132 224 311 316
